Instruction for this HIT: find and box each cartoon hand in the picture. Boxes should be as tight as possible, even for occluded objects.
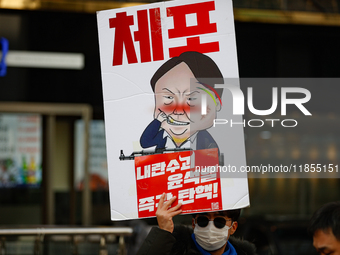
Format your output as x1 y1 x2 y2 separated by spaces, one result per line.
156 109 167 122
156 193 182 233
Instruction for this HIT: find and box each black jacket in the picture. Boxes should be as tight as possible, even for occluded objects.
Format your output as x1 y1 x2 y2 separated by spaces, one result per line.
136 225 256 255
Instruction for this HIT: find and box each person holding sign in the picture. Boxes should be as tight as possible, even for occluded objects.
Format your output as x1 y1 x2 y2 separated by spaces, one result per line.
137 194 256 255
140 51 223 152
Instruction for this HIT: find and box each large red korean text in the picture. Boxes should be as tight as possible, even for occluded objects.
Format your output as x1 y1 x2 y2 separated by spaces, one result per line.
109 1 219 66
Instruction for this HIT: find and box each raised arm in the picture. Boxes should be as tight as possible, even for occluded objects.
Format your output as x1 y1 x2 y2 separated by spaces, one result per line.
136 194 182 255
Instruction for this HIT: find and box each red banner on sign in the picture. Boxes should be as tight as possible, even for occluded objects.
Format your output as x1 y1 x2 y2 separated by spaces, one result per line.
134 148 222 218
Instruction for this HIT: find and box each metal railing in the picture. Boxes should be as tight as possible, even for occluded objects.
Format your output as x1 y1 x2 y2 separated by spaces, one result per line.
0 226 133 255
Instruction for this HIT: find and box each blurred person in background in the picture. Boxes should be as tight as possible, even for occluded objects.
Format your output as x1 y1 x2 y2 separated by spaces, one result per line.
309 201 340 255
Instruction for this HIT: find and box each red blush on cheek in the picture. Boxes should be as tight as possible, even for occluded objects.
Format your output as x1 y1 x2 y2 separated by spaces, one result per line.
182 104 191 113
159 104 176 114
160 103 191 114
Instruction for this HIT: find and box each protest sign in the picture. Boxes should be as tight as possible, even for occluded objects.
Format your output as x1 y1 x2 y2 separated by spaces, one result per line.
97 0 249 220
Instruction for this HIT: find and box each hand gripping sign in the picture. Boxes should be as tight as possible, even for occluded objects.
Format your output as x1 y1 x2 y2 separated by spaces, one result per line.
97 0 249 220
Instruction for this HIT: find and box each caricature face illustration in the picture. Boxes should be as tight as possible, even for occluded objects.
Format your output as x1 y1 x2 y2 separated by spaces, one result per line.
154 62 221 145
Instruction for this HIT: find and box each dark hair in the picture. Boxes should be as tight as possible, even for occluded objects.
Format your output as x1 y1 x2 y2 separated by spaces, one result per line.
308 201 340 240
150 51 224 97
192 209 241 222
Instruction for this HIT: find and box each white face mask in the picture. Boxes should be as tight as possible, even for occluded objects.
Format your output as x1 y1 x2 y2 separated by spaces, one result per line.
194 221 233 251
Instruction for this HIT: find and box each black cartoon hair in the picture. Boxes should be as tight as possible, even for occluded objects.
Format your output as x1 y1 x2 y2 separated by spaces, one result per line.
150 51 224 98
